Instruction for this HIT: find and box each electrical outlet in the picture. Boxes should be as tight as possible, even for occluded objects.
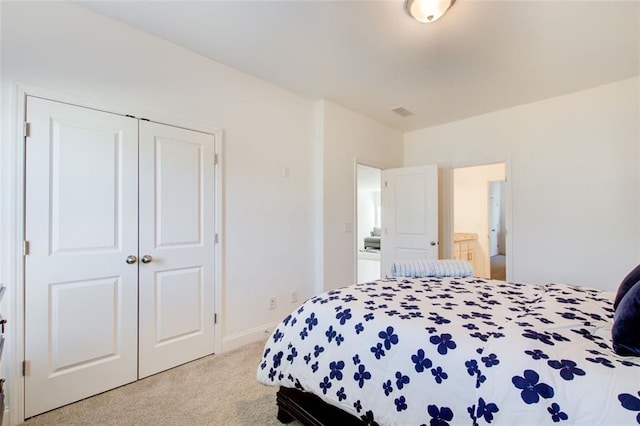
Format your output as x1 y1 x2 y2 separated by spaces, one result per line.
269 297 277 310
291 291 298 303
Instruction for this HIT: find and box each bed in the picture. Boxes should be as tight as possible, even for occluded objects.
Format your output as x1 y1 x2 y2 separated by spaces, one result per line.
257 272 640 425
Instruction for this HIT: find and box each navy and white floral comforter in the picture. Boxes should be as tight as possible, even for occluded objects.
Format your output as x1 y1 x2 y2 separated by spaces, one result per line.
257 277 640 425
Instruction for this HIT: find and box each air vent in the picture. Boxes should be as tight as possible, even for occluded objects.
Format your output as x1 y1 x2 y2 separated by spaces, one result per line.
390 106 414 117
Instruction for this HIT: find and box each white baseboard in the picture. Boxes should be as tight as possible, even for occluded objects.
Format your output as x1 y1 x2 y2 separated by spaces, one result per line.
220 321 281 353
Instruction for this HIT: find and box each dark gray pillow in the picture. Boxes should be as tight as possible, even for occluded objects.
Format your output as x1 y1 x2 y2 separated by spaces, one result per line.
613 264 640 310
612 280 640 356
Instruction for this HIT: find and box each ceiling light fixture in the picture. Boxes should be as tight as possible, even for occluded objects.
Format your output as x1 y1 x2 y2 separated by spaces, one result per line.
404 0 456 23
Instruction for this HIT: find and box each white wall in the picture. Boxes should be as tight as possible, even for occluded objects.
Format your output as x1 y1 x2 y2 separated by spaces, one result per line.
453 163 506 278
0 2 318 353
320 100 403 290
405 77 640 291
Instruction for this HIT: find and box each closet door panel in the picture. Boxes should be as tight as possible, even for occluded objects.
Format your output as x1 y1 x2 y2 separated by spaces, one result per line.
138 121 215 378
24 97 139 418
155 138 202 246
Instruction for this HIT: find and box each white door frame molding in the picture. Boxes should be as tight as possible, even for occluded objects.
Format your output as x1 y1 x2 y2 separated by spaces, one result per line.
3 82 224 425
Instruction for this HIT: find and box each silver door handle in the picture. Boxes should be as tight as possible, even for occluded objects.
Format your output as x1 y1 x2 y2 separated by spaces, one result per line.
141 255 153 264
125 255 137 264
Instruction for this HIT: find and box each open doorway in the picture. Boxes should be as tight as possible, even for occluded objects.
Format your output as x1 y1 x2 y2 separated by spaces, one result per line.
356 164 382 282
452 163 507 280
489 180 507 280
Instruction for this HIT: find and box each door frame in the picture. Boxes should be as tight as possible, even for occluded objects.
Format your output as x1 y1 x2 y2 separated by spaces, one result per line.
448 158 513 281
4 82 224 424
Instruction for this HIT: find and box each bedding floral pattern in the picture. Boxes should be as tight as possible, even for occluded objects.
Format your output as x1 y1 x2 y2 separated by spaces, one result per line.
257 277 640 425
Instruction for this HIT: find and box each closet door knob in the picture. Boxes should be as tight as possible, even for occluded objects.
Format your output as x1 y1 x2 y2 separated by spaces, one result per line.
141 255 153 264
125 255 137 264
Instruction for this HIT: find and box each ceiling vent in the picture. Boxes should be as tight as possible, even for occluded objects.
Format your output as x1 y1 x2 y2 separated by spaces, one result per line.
390 106 414 117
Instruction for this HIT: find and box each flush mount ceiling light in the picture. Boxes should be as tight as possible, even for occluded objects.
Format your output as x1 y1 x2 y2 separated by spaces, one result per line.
404 0 456 23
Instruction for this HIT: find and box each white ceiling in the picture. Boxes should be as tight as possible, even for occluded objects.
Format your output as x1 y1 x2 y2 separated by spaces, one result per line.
76 0 639 132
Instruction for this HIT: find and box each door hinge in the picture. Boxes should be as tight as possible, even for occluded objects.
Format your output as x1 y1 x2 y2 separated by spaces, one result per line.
384 181 388 188
214 154 219 165
214 313 218 324
214 233 219 244
24 122 31 138
23 360 31 376
23 240 30 256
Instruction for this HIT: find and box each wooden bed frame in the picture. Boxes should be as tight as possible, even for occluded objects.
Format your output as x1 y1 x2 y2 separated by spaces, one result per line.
276 386 366 425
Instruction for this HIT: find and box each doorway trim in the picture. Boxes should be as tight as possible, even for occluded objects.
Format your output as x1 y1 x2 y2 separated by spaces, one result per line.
448 158 513 281
4 82 224 424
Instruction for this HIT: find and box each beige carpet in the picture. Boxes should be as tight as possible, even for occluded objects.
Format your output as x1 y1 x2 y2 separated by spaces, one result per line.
23 341 298 426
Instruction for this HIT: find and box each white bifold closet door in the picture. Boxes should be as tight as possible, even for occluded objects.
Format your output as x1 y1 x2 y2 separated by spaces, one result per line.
24 96 215 418
138 120 215 379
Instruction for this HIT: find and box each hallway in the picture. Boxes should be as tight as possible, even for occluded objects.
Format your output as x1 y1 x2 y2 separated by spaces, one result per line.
490 255 506 281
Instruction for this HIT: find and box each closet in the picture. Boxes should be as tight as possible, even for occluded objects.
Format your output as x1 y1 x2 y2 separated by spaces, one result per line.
24 96 216 417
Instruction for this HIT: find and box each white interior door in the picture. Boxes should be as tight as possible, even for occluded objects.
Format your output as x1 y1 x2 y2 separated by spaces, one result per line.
381 164 438 277
138 121 216 378
25 97 139 417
